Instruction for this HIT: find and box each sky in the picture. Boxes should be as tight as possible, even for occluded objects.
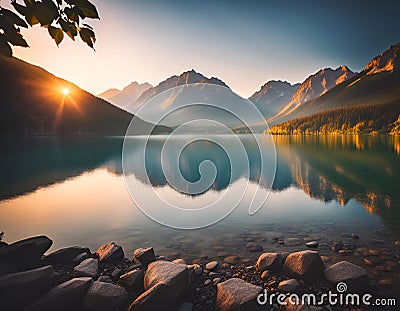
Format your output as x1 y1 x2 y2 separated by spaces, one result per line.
11 0 400 98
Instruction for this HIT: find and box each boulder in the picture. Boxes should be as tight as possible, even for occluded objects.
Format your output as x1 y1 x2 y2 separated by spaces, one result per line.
0 265 55 310
45 246 91 265
95 242 124 264
27 277 92 311
74 258 98 279
83 281 128 310
256 253 283 273
245 242 263 252
0 260 18 276
205 261 218 270
0 236 52 269
134 247 156 267
216 278 263 311
128 283 170 311
143 261 190 307
324 261 368 290
278 279 299 292
119 269 144 292
283 251 324 282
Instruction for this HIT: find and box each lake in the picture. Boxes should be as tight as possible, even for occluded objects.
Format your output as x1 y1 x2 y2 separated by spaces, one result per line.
1 134 399 291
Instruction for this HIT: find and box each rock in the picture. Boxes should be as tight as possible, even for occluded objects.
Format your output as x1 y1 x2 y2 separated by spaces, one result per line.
282 297 314 311
256 253 283 273
45 246 91 265
97 275 113 283
216 278 263 311
128 283 170 311
394 241 400 246
0 265 55 310
379 279 393 286
324 261 368 290
188 264 202 275
0 260 18 276
27 277 92 311
204 279 211 285
284 238 302 247
176 302 194 311
306 241 318 248
338 249 353 255
213 277 221 285
144 260 190 306
74 258 98 279
95 242 124 264
245 242 263 252
224 256 241 265
261 271 269 279
172 259 186 265
331 241 343 252
111 267 122 280
277 239 284 244
134 247 156 267
283 251 324 281
205 261 218 270
119 269 144 292
278 279 299 292
83 281 128 310
351 233 359 239
321 256 331 263
0 236 52 270
368 249 379 256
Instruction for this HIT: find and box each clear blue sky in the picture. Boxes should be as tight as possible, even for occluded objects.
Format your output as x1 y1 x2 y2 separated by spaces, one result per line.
13 0 400 97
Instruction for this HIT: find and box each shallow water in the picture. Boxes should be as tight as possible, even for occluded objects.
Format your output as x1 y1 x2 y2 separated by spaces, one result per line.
1 135 399 292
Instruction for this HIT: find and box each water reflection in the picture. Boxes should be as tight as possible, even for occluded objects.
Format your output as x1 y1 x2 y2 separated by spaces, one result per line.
1 135 399 231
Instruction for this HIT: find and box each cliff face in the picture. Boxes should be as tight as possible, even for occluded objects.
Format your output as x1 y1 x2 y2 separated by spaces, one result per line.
364 43 400 75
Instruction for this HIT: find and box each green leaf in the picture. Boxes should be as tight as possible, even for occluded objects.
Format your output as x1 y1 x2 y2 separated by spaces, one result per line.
79 26 95 48
48 25 64 46
1 8 29 28
34 2 58 26
77 0 99 19
0 36 13 57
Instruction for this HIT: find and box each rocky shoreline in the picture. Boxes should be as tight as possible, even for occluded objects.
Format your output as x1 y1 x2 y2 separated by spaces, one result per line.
0 235 398 310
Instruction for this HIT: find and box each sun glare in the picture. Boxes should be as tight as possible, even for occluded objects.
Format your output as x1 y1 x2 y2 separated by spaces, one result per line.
62 88 70 95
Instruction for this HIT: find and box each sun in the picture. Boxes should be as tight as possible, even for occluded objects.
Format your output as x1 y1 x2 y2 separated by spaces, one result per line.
62 88 70 95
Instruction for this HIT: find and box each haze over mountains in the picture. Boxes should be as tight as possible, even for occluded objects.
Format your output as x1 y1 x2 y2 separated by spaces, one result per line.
98 82 152 111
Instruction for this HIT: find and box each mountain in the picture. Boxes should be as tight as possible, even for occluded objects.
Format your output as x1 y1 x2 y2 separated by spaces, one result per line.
0 56 170 135
249 80 300 118
98 82 152 111
269 43 400 133
128 69 228 113
270 65 356 123
270 43 400 126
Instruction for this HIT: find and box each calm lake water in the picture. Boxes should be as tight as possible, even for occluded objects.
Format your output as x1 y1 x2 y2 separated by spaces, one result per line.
1 135 399 291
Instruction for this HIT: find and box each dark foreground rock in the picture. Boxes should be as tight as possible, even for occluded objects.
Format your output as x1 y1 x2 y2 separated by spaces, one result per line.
83 280 128 310
283 250 324 282
0 236 52 270
256 252 283 273
134 247 156 267
216 278 263 311
74 258 99 279
27 277 92 311
45 246 91 265
0 265 55 310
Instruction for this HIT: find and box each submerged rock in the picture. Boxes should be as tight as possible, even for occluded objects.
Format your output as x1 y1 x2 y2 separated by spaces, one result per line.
27 277 92 311
216 278 263 311
95 242 124 264
283 251 324 281
0 265 55 310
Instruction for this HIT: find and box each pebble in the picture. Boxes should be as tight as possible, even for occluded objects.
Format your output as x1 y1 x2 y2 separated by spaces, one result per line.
204 279 211 285
379 279 393 286
338 249 353 255
306 241 318 248
395 241 400 246
213 277 221 285
205 261 218 270
368 249 379 256
350 233 359 239
363 258 375 266
277 239 284 245
209 272 218 277
321 256 331 263
261 271 269 279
